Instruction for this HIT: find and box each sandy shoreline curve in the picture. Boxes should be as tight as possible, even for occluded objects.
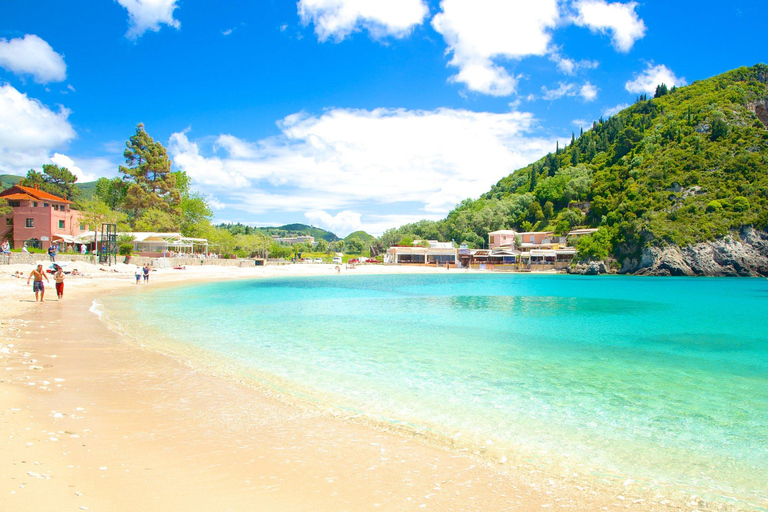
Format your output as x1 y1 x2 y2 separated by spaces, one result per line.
1 262 716 511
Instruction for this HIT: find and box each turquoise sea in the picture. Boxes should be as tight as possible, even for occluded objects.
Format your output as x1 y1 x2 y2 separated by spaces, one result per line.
102 274 768 506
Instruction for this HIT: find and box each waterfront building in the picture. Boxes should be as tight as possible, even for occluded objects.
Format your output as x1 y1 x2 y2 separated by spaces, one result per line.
0 184 84 250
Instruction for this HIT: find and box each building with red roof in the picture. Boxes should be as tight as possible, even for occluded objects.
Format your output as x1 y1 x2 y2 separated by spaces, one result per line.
1 184 85 250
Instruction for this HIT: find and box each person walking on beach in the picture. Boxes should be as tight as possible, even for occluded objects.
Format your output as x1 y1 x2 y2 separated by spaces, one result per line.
143 264 150 283
135 266 142 284
48 245 56 262
27 264 49 302
53 264 65 300
1 240 9 254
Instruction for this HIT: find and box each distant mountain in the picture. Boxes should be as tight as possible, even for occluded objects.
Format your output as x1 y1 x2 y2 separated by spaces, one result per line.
381 64 768 275
257 223 340 242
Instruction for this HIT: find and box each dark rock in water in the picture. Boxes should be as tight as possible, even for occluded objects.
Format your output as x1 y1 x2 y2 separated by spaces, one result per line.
622 228 768 277
568 260 613 275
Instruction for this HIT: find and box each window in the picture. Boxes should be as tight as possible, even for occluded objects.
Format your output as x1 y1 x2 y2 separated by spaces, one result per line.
530 235 534 243
9 201 20 207
59 220 65 229
26 218 34 228
79 223 85 231
5 218 11 226
53 204 58 211
32 202 38 207
43 203 49 207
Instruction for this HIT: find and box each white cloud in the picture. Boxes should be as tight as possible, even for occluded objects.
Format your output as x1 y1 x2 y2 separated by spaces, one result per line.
542 82 577 101
550 53 599 75
116 0 181 39
625 64 686 94
603 103 629 117
573 0 646 52
0 35 66 84
580 82 598 101
0 84 76 173
431 0 559 96
305 210 363 234
207 196 225 210
169 107 558 230
541 81 597 102
49 153 103 183
299 0 428 41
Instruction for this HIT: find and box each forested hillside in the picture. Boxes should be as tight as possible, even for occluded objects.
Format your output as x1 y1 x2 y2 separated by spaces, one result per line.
381 64 768 264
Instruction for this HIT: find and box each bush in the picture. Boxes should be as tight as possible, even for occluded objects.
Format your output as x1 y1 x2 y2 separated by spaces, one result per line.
118 242 133 256
575 228 613 261
706 200 723 213
732 196 750 211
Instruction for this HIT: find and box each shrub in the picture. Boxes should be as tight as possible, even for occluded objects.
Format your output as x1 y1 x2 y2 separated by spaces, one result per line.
706 200 723 213
732 196 750 211
118 243 133 256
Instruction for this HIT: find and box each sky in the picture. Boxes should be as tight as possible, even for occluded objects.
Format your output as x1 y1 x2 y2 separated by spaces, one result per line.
0 1 765 236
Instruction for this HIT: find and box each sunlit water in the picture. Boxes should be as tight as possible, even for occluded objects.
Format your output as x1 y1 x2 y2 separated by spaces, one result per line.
102 273 768 505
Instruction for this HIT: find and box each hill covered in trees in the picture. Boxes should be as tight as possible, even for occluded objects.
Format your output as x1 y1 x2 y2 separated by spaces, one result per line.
381 64 768 269
255 223 340 242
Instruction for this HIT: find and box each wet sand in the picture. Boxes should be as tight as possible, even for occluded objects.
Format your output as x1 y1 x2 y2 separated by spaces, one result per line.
1 263 700 511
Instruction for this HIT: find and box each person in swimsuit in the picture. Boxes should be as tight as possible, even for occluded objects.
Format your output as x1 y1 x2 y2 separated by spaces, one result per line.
27 264 50 302
143 264 150 282
53 265 65 300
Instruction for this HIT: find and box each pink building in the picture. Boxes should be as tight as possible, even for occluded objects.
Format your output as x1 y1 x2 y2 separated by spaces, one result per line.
488 230 556 250
0 184 85 250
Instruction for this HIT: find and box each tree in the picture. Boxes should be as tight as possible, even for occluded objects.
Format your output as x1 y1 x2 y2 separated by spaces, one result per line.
134 208 177 232
0 197 10 217
95 177 128 209
710 118 728 141
346 238 364 254
79 198 129 249
119 123 179 227
316 238 329 253
21 164 80 201
179 193 213 237
654 83 669 98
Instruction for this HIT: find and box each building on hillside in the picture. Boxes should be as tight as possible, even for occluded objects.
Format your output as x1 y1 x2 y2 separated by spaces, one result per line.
385 240 457 265
0 184 85 250
272 235 315 245
488 230 559 251
487 230 518 249
567 228 599 239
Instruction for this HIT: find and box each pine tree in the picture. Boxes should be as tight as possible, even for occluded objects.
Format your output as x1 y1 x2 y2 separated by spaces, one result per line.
20 164 79 201
119 123 180 227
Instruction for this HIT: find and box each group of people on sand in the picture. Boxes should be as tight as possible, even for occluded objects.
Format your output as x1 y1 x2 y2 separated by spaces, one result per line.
26 264 66 302
135 264 151 284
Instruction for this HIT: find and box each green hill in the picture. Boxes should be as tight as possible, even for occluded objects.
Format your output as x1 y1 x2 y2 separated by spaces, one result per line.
1 173 98 201
0 174 22 189
257 223 340 242
344 230 375 243
381 64 768 264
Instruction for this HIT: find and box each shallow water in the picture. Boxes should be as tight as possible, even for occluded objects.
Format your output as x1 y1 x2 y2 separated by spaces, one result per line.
103 273 768 504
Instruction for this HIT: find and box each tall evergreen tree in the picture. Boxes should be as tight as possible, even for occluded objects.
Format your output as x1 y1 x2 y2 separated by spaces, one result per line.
119 123 180 227
20 164 80 201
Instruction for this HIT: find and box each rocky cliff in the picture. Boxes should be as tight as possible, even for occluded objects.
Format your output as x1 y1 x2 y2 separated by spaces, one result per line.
621 228 768 277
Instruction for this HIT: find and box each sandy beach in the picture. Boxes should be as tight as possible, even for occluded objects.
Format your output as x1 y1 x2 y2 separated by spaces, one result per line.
0 261 702 511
